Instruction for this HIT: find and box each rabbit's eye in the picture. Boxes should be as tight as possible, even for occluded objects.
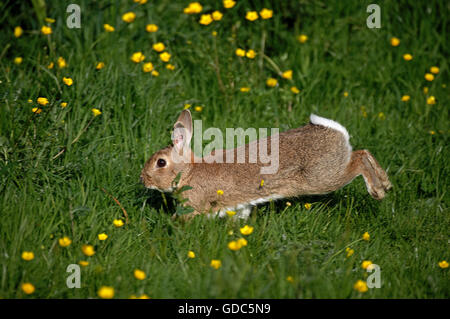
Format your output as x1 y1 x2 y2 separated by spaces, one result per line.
157 159 166 168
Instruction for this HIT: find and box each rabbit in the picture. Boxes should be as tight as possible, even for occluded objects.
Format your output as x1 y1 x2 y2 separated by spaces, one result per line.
141 110 392 219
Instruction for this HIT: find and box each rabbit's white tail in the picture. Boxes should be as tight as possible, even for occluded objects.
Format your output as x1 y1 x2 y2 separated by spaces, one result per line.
310 114 350 142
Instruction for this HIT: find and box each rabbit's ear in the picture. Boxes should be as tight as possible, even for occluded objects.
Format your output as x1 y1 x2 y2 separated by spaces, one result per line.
172 110 193 153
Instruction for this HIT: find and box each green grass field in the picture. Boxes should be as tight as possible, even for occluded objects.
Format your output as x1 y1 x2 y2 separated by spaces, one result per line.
0 0 449 299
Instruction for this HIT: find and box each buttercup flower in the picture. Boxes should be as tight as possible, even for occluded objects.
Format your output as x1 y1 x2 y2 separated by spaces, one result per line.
32 108 42 114
14 26 23 38
423 87 429 94
37 97 49 106
134 269 146 280
212 31 217 36
146 24 158 32
223 0 236 9
282 70 293 80
159 52 171 62
81 244 95 257
240 87 250 92
216 189 224 195
92 108 102 117
426 96 436 105
245 11 258 21
390 37 400 46
104 24 115 32
260 8 273 19
184 2 203 14
298 34 308 43
45 17 55 23
142 62 154 73
212 11 223 21
228 240 241 251
151 70 159 77
291 86 300 94
96 62 105 70
438 260 448 269
58 236 72 247
21 251 34 261
403 53 413 61
362 260 373 269
98 286 114 299
235 48 246 57
57 57 67 68
79 261 89 267
362 232 370 241
246 50 256 59
226 210 236 216
14 57 23 65
286 276 294 283
98 233 108 241
424 73 434 81
240 225 254 235
401 95 410 102
131 52 145 63
61 102 67 108
63 77 73 86
237 238 247 247
210 259 221 269
188 251 195 258
199 14 213 25
21 283 35 295
122 12 136 23
41 26 52 35
286 202 292 206
266 78 277 87
430 66 439 74
345 247 354 257
153 42 165 52
113 219 124 227
47 62 54 69
343 91 349 97
353 280 368 293
166 64 175 70
304 203 312 210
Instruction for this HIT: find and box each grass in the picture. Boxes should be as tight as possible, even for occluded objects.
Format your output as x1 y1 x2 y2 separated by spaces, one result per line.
0 0 449 299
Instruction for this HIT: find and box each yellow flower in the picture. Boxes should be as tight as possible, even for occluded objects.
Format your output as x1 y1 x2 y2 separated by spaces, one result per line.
113 219 124 227
429 130 436 135
184 104 191 109
81 244 95 257
423 87 429 94
228 230 233 235
245 11 259 21
240 87 250 92
403 53 413 61
142 62 154 73
228 240 241 251
286 202 292 207
345 247 354 257
343 91 349 97
48 62 54 69
14 26 23 38
98 233 108 241
184 2 203 14
96 62 105 70
246 49 256 59
282 70 293 80
138 294 150 299
237 238 247 247
91 108 102 117
131 52 145 63
438 260 449 269
212 11 223 21
235 48 246 57
298 34 308 43
14 57 23 65
286 276 294 283
187 251 195 258
216 189 224 196
212 31 218 36
210 259 221 269
166 63 175 70
304 203 312 210
291 86 300 94
240 225 254 236
378 112 385 120
57 57 67 68
266 78 277 87
424 73 434 81
223 0 236 9
98 286 114 299
361 260 373 269
260 179 264 187
426 96 436 105
390 37 400 47
63 77 73 86
45 17 55 23
259 8 273 19
104 24 115 32
122 12 136 23
159 52 171 62
37 97 49 106
146 24 158 32
151 70 159 77
226 210 236 217
21 251 34 261
153 42 165 52
362 232 370 241
199 14 213 25
78 261 89 267
401 95 410 102
430 66 439 74
41 26 52 35
353 280 368 293
134 269 146 280
21 283 35 295
32 107 42 114
58 237 72 247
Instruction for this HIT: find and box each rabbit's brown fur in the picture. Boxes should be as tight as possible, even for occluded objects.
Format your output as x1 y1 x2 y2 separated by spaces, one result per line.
141 110 391 219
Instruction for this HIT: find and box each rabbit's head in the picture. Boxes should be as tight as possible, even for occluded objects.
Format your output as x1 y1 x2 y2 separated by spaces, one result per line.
141 110 193 191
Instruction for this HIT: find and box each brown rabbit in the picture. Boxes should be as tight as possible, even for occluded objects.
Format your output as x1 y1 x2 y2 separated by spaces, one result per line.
141 110 392 219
